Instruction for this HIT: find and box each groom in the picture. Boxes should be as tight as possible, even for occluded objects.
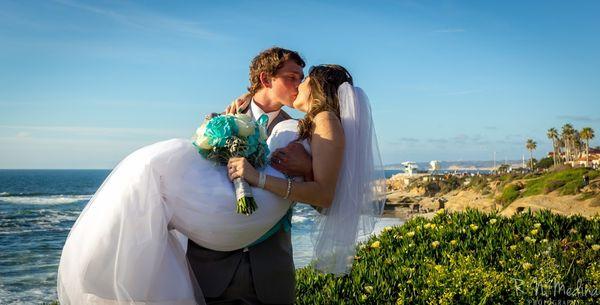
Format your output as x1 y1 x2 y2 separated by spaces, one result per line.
187 47 313 305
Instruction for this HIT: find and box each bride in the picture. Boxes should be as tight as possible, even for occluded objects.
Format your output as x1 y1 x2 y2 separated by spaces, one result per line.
57 64 386 304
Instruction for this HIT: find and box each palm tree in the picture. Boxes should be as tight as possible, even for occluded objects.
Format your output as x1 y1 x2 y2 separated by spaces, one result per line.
561 124 575 162
526 139 537 170
547 128 559 165
580 127 595 166
573 130 582 159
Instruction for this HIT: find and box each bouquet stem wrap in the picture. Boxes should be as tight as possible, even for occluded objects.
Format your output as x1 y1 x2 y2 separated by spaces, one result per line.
233 177 257 215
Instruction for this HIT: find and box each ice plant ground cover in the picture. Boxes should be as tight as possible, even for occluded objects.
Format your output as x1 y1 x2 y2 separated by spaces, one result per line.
295 209 600 304
46 209 599 305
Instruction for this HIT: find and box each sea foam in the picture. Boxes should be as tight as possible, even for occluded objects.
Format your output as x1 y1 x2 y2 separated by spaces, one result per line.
0 194 92 205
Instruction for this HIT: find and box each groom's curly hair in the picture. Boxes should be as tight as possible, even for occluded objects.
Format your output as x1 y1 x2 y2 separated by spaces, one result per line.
297 64 353 141
248 47 305 95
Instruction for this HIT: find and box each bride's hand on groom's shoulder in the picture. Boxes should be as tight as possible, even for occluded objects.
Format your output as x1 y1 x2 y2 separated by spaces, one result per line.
227 157 259 185
271 142 313 181
225 93 252 115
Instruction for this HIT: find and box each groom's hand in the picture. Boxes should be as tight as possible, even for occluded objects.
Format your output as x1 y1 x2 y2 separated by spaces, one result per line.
271 142 313 181
225 93 252 115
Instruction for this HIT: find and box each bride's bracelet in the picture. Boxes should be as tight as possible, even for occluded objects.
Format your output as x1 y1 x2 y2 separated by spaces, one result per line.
283 178 293 199
258 172 267 189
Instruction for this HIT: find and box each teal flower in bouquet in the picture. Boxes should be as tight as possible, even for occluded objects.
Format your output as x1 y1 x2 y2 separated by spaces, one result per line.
245 132 259 157
205 115 238 147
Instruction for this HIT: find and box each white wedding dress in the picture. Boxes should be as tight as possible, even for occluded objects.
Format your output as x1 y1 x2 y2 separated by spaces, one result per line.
57 120 302 305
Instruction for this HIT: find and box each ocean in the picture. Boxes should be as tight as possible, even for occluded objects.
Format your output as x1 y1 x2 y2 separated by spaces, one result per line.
0 170 403 304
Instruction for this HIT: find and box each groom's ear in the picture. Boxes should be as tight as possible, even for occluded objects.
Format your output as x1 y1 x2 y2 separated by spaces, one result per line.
259 72 272 89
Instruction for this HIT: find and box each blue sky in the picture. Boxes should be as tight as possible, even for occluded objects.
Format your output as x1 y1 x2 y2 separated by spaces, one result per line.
1 0 599 169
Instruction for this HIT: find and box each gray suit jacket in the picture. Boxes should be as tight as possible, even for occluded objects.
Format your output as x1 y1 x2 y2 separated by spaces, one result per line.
187 107 295 304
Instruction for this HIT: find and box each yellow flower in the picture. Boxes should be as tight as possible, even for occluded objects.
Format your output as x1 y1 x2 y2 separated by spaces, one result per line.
424 223 432 229
382 226 393 232
585 235 594 241
434 265 444 272
534 223 541 229
450 240 457 246
436 208 445 215
510 245 517 251
592 244 600 251
524 236 536 244
522 262 533 270
431 241 440 248
489 218 497 225
530 229 539 236
470 224 479 231
364 286 374 294
370 241 381 249
406 231 415 238
360 294 368 302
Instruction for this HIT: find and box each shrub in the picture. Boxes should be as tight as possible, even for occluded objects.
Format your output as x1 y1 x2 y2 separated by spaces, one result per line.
467 176 488 192
497 183 522 207
536 157 554 170
543 179 566 194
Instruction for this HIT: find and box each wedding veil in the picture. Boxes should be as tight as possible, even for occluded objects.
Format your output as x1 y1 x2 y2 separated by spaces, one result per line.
310 82 386 275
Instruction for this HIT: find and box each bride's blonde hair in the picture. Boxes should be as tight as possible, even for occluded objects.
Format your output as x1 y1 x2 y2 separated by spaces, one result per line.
297 65 353 141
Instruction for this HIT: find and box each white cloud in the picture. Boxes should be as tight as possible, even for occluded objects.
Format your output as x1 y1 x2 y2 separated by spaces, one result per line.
556 115 600 123
52 0 222 39
15 131 31 138
433 28 466 33
439 89 482 96
0 125 182 138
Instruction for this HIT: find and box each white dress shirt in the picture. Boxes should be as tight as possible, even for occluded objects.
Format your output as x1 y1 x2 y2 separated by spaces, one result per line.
249 99 281 126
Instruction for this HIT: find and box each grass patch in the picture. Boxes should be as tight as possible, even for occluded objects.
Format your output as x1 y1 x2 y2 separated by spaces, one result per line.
494 168 600 205
497 183 523 207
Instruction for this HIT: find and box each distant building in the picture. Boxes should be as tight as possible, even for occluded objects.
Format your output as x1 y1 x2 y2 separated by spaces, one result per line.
555 148 600 169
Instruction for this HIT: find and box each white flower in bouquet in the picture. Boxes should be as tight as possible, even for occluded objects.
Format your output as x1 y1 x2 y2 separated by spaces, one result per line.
194 122 213 149
234 114 255 137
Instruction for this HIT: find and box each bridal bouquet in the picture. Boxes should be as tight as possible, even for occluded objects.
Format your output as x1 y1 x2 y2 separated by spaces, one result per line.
193 114 269 215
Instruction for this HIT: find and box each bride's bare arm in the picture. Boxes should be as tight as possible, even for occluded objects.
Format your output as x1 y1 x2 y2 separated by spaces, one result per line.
228 111 344 208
